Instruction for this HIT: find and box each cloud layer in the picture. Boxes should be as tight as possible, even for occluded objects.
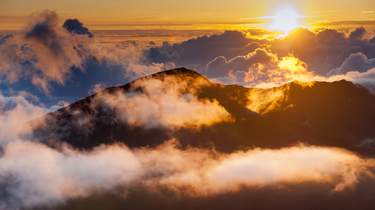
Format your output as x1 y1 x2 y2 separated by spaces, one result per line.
0 139 374 209
3 11 375 103
146 27 375 89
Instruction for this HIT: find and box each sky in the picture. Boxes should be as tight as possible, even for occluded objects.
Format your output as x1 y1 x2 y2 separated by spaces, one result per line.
1 0 375 29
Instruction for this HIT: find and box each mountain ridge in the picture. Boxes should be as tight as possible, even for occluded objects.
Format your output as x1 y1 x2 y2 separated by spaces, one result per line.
33 68 375 156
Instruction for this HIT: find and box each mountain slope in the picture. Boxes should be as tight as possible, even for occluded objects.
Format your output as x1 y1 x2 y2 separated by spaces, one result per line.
33 68 375 155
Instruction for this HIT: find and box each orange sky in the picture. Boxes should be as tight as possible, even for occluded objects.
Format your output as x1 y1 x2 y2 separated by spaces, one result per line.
1 0 375 30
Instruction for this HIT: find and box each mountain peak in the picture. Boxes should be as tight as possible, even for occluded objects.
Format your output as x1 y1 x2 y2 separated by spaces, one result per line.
136 67 207 82
33 68 375 155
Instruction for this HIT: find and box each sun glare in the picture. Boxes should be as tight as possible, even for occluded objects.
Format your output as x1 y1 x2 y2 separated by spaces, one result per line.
267 7 301 34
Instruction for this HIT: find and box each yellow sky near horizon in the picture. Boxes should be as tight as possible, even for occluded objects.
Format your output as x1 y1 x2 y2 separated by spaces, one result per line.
1 0 375 30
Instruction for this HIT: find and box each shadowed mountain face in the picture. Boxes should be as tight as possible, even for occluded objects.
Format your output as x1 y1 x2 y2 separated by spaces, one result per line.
34 181 375 210
33 68 375 155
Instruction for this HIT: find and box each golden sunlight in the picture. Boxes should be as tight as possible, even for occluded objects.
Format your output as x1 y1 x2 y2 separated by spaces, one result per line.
277 55 314 82
278 56 306 73
267 7 302 34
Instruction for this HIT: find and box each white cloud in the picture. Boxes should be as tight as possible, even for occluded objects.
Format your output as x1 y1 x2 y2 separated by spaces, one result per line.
93 75 233 129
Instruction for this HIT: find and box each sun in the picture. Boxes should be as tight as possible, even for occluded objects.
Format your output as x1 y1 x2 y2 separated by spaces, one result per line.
267 7 301 34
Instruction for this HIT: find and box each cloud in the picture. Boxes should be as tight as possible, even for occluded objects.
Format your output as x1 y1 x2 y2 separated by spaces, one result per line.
90 40 174 78
0 141 142 209
0 92 46 145
93 74 233 129
4 12 375 102
329 53 375 75
245 85 291 114
321 20 375 27
151 143 375 195
0 11 88 92
3 10 375 210
207 50 314 88
144 27 375 90
271 28 375 75
0 139 374 209
146 27 375 82
349 27 367 40
205 48 276 78
3 93 372 209
0 11 173 104
146 31 266 69
3 12 375 103
325 68 375 92
63 19 93 37
0 89 373 206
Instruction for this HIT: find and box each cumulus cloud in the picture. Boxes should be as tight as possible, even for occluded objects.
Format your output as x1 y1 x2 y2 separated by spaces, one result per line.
329 52 375 75
158 28 375 90
205 48 277 78
3 12 375 101
63 18 93 37
207 49 313 88
271 28 375 75
0 11 170 102
146 27 375 83
93 74 232 129
0 11 88 92
349 27 367 41
146 31 266 69
91 40 174 78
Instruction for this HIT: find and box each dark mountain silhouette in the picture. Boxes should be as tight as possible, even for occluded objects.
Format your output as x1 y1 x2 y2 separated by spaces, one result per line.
36 180 375 210
33 68 375 155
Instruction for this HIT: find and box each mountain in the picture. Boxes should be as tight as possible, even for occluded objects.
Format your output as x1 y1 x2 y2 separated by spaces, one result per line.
32 68 375 155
